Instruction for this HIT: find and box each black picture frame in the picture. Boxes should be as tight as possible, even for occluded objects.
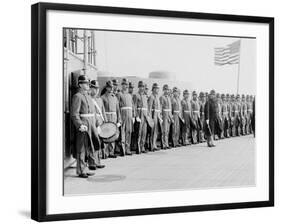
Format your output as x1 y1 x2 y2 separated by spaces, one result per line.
31 2 274 222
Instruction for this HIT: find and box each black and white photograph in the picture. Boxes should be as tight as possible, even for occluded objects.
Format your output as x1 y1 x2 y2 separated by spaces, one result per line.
30 3 274 221
63 28 256 195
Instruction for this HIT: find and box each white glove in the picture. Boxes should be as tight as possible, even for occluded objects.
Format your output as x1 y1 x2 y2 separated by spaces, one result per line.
206 119 209 125
132 118 135 124
79 124 88 132
97 126 101 135
136 117 141 123
117 122 121 127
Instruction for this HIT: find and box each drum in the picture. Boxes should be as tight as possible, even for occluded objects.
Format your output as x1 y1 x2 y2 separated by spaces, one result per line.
99 122 120 143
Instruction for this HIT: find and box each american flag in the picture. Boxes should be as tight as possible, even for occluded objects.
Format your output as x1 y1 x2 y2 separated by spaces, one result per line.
214 40 241 66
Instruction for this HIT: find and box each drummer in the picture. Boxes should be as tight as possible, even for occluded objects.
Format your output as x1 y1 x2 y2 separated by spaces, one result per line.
101 80 121 158
117 78 134 156
89 80 107 166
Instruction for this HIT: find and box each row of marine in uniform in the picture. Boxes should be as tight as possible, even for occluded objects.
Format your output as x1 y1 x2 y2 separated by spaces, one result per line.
70 75 255 178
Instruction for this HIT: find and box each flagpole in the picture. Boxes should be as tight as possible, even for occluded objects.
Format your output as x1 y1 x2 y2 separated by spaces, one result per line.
236 40 241 94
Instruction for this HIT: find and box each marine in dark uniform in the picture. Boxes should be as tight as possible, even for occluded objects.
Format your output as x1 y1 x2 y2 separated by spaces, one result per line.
204 89 220 147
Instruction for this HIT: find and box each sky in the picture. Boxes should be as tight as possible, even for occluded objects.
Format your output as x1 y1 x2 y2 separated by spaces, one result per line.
93 30 256 94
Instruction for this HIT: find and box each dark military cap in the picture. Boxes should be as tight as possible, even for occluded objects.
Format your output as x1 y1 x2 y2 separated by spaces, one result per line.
205 92 208 97
138 80 145 87
90 80 99 88
246 95 250 99
173 87 178 93
210 89 216 95
226 93 230 98
152 83 160 90
78 75 89 84
231 94 235 98
221 93 225 98
129 82 134 88
121 78 129 85
236 94 240 99
144 84 149 90
216 93 221 98
163 84 169 91
192 91 197 96
183 89 189 95
199 92 204 97
112 79 118 86
241 94 245 98
105 80 113 88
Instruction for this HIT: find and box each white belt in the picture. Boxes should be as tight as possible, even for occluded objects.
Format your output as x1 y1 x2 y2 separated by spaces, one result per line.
80 113 95 117
105 112 116 115
153 109 161 112
184 110 191 113
247 109 253 112
222 112 228 114
193 111 200 113
137 108 147 111
121 107 132 110
173 110 180 113
163 109 171 112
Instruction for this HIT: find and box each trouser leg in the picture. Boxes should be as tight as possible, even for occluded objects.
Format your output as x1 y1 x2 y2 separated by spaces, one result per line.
206 135 214 147
151 120 158 149
76 146 87 175
125 126 132 153
121 124 126 155
162 118 169 148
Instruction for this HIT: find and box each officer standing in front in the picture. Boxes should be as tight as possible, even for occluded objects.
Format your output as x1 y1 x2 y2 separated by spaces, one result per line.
71 75 100 178
204 89 220 147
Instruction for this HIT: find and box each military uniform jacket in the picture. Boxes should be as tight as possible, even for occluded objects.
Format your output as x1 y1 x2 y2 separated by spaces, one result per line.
221 101 228 118
171 96 183 119
133 92 148 119
71 90 100 153
190 99 200 120
241 101 247 117
181 98 192 127
199 101 205 121
101 92 121 124
92 96 107 127
148 94 162 120
117 91 134 122
160 95 173 122
204 97 219 121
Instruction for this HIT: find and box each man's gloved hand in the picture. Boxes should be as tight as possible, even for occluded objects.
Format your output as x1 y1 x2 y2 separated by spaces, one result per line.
79 124 88 132
136 117 141 123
